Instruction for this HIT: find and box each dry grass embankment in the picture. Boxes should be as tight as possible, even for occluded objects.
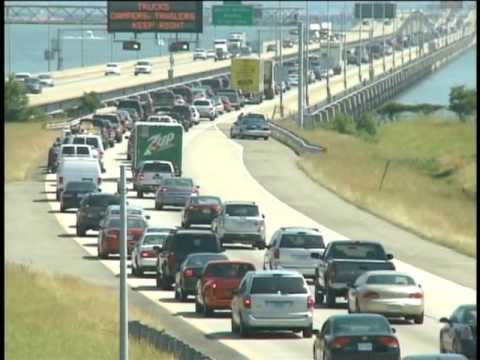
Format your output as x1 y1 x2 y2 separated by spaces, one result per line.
5 121 60 182
277 115 476 257
6 263 174 360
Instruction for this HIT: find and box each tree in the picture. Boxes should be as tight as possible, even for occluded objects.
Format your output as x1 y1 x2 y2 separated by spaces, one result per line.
356 112 377 136
4 76 30 122
79 91 101 114
331 113 356 134
449 85 476 121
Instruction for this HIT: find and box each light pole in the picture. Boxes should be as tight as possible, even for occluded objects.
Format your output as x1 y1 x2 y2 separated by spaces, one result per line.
326 1 331 102
279 0 284 118
119 165 129 360
305 0 310 107
358 3 362 82
382 2 386 73
343 1 347 90
298 22 304 128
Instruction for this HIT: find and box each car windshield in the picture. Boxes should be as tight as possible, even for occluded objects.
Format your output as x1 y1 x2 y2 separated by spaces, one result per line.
108 218 146 228
38 74 51 79
77 147 90 155
333 317 391 335
142 234 168 246
194 100 210 106
137 61 150 66
191 197 221 205
366 274 415 286
185 254 227 268
143 162 172 172
330 243 387 260
280 234 325 249
251 276 307 294
175 234 219 254
163 178 193 187
86 138 99 148
72 137 86 144
225 204 259 217
205 263 254 277
65 182 96 191
86 195 120 207
62 146 75 155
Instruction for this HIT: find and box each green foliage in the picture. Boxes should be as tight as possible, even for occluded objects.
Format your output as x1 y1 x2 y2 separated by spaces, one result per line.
4 76 30 122
79 91 101 114
377 101 444 120
356 112 377 136
449 85 476 121
331 113 356 134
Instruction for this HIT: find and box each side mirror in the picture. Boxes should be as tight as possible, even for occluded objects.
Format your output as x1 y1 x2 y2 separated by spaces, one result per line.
153 246 161 254
387 253 394 260
439 317 450 324
145 215 151 220
310 252 321 259
262 214 265 219
312 329 321 336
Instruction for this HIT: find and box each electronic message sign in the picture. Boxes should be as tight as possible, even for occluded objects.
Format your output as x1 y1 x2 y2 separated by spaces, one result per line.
107 1 203 33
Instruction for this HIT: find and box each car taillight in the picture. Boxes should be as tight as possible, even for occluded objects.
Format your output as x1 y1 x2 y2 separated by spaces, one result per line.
331 337 351 349
160 187 167 192
59 176 63 185
211 282 217 289
460 326 473 339
408 292 423 299
243 295 252 309
140 250 155 258
363 291 380 299
307 295 315 310
107 230 118 237
378 336 399 348
138 172 144 181
189 205 198 210
273 248 280 259
184 268 193 277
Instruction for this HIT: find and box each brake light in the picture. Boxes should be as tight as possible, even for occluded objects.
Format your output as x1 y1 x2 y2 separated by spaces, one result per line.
243 295 252 309
331 337 351 349
184 268 193 277
378 336 399 348
408 292 423 299
460 326 473 339
138 172 144 181
160 187 167 193
307 295 315 310
59 176 63 185
140 250 155 258
211 282 217 289
273 248 280 259
363 291 380 299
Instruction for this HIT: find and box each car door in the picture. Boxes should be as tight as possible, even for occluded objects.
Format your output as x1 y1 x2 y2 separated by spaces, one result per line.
233 277 248 323
264 231 279 267
444 311 461 351
317 320 330 359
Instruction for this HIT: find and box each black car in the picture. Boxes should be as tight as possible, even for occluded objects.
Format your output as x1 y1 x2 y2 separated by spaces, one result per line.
313 314 400 360
171 105 193 131
24 77 43 94
439 304 476 359
181 196 222 228
60 181 99 213
155 229 224 290
174 252 228 301
76 193 120 235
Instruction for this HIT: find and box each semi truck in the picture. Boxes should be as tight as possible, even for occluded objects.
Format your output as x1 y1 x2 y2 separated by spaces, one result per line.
263 59 276 100
132 122 183 176
317 42 344 74
231 57 264 103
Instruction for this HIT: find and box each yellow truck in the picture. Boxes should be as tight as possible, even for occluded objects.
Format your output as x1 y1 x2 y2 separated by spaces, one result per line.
231 57 265 104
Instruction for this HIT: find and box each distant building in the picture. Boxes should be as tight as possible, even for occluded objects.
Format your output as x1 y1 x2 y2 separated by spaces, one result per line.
440 1 463 10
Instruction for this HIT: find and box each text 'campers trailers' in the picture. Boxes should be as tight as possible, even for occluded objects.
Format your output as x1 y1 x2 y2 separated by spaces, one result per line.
133 122 183 176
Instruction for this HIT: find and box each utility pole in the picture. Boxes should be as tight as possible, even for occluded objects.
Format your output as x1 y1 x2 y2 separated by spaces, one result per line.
326 1 331 102
279 0 284 118
382 2 386 73
368 2 374 81
358 3 362 83
298 22 304 128
81 22 85 67
343 1 347 90
119 165 129 360
305 0 310 107
258 29 262 58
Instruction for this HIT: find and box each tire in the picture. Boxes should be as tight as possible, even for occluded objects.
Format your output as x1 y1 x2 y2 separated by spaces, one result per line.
195 297 203 313
302 326 313 338
230 132 236 139
157 202 163 210
179 287 188 302
239 315 251 337
137 191 143 199
439 334 446 353
98 244 108 259
452 339 461 354
413 313 424 324
326 287 336 308
56 190 60 201
264 136 269 140
314 283 324 305
76 224 86 236
203 300 213 317
156 273 162 289
255 242 265 250
60 204 66 213
183 222 190 229
231 316 239 333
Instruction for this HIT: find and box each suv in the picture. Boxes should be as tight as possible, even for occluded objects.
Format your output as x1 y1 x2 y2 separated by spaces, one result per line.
134 60 153 75
211 201 266 249
76 193 120 235
192 99 216 120
263 227 325 279
155 229 224 290
193 49 207 60
230 115 271 140
133 160 175 198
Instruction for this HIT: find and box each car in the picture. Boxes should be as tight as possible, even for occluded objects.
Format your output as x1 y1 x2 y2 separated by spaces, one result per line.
211 201 266 249
192 99 216 121
68 134 105 172
192 88 208 101
313 314 400 360
56 157 101 200
131 231 171 277
174 94 186 106
37 73 55 87
14 72 32 82
170 105 193 131
287 73 299 86
193 49 207 60
155 229 224 290
155 177 199 210
190 105 200 125
195 260 255 316
402 355 468 360
60 181 98 212
206 49 216 59
439 304 476 359
133 160 176 198
220 96 233 112
216 90 242 110
174 252 229 301
134 60 153 75
347 270 424 324
24 77 43 94
230 115 271 140
263 227 325 278
231 270 314 338
211 96 225 115
76 193 120 236
105 63 121 75
320 68 334 78
102 205 150 223
181 195 222 228
97 215 147 258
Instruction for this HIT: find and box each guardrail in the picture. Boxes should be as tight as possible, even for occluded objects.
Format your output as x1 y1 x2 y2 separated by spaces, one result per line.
129 321 211 360
268 120 326 155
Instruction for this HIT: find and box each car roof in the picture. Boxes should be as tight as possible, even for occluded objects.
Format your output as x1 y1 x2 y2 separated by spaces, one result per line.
174 229 215 235
205 260 254 266
329 313 390 322
223 201 257 206
328 240 384 246
361 270 413 277
402 355 468 360
279 226 321 234
248 270 304 278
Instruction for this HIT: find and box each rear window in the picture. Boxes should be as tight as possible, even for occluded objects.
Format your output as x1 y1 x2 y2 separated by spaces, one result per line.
280 234 325 249
205 263 254 278
191 197 221 205
251 276 307 294
225 204 259 217
143 162 173 172
62 146 75 155
108 218 146 229
333 317 391 335
243 118 267 126
66 182 97 191
87 195 120 207
86 138 100 148
163 178 193 187
77 147 90 155
185 254 228 268
366 274 415 286
73 137 86 145
143 234 168 246
330 244 387 260
174 233 220 254
194 100 210 106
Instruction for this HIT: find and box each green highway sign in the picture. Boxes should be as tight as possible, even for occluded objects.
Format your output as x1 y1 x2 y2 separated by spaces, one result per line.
212 5 254 26
224 0 242 4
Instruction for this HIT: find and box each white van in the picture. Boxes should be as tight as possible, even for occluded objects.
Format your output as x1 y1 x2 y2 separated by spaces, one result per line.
57 144 94 165
56 158 102 200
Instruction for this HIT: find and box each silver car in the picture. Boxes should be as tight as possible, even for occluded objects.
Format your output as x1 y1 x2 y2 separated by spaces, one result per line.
133 160 175 198
230 115 271 140
263 227 325 279
347 270 425 324
211 201 266 249
155 177 199 210
192 99 216 120
131 231 170 276
231 270 314 338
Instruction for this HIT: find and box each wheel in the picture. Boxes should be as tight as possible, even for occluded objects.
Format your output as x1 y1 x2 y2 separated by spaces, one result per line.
203 299 213 317
155 202 160 210
210 116 215 121
56 190 60 201
60 204 66 212
137 191 143 199
76 224 86 236
97 245 108 259
195 297 203 313
156 273 162 289
302 326 313 338
314 284 324 305
160 270 172 290
183 221 190 229
452 338 461 354
264 136 269 140
231 316 239 333
239 315 251 337
255 242 265 250
137 267 144 278
174 286 180 300
326 287 336 308
439 334 446 353
156 202 163 210
179 286 188 302
413 313 424 324
230 132 235 139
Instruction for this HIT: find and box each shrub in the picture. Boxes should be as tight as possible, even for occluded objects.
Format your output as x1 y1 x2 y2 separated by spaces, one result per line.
331 113 356 134
449 85 476 121
79 92 101 114
4 76 30 122
356 112 377 136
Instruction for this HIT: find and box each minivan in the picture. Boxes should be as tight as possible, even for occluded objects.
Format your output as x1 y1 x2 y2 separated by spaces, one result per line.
57 144 94 165
117 99 145 121
56 158 102 200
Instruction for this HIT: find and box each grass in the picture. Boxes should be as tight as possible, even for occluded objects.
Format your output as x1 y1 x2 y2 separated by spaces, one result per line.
276 115 476 257
6 262 175 360
5 121 61 182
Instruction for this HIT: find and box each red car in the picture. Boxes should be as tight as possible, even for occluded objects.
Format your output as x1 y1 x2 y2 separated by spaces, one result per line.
220 96 233 112
181 195 222 228
195 260 255 316
97 215 147 259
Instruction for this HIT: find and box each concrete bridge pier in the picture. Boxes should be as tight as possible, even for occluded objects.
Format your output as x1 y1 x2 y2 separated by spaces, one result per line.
327 106 335 122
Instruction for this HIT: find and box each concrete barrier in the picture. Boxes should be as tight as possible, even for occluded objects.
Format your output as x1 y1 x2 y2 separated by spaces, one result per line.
268 120 326 155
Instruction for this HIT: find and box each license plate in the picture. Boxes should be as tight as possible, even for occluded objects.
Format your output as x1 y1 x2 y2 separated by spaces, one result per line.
357 343 372 351
268 302 289 309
